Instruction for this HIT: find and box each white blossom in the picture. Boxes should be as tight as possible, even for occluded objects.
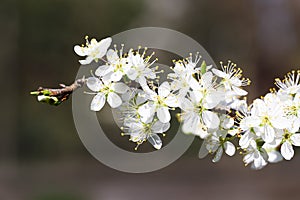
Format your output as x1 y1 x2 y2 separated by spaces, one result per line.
86 77 128 111
123 119 170 150
74 37 112 65
138 81 179 123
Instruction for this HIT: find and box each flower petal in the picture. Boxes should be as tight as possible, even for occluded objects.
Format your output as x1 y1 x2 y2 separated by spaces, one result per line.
112 82 129 94
127 68 138 80
106 49 119 63
157 106 171 123
148 134 162 149
138 102 155 123
291 134 300 146
107 92 122 108
164 95 179 107
262 125 275 143
97 37 112 58
79 56 93 65
232 86 248 96
239 131 253 149
281 141 294 160
202 110 220 129
87 77 102 92
224 141 235 156
212 147 223 163
212 68 226 78
90 93 106 111
182 113 200 134
204 91 223 109
110 71 123 82
95 65 112 77
198 140 209 159
152 121 170 133
74 45 87 56
158 82 170 98
267 151 283 163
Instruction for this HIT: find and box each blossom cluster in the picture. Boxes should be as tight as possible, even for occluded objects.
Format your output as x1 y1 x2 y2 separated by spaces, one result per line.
74 36 300 169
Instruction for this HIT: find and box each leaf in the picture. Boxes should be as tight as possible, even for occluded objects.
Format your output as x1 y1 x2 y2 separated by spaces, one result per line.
200 60 207 75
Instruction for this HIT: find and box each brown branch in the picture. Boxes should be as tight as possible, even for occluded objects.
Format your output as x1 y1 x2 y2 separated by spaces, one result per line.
30 77 86 105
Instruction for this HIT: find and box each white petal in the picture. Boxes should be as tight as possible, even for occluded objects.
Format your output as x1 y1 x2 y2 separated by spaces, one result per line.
201 72 213 88
240 116 261 130
126 68 138 80
212 68 226 78
158 82 171 98
232 86 248 96
157 107 171 123
262 125 275 143
138 103 155 123
148 134 162 149
110 71 123 82
189 78 200 91
182 113 200 134
152 121 170 133
106 49 119 63
107 92 122 108
202 110 220 129
291 134 300 146
95 65 112 77
267 151 283 163
194 123 209 138
270 117 291 129
198 141 209 159
204 91 223 109
221 116 234 129
239 131 253 149
212 147 223 163
179 98 193 111
112 82 129 94
224 141 235 156
164 95 179 107
243 153 254 166
90 93 106 111
230 77 242 87
281 141 294 160
87 77 102 92
97 37 112 58
79 56 93 65
74 45 87 56
253 154 267 170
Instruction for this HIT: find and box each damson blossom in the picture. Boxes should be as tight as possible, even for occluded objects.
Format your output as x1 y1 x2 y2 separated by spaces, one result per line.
179 71 223 138
275 70 300 95
125 48 157 85
212 61 250 96
198 115 236 162
95 47 130 82
242 140 268 170
122 118 170 150
138 81 179 123
280 130 300 160
179 92 220 138
86 77 129 111
168 54 209 98
62 35 300 168
74 37 112 65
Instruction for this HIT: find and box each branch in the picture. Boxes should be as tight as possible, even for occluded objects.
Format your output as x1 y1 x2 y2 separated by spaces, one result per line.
30 77 86 105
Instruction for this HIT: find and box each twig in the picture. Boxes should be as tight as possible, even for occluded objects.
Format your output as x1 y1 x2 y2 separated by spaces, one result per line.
30 77 86 105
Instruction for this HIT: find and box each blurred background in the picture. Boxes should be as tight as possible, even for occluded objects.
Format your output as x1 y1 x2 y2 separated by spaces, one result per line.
1 0 300 199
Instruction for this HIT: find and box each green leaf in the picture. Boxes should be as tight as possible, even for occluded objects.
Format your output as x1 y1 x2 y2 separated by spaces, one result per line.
201 60 207 75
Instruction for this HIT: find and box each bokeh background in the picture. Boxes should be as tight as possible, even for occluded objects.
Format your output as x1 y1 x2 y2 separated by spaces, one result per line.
1 0 300 199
